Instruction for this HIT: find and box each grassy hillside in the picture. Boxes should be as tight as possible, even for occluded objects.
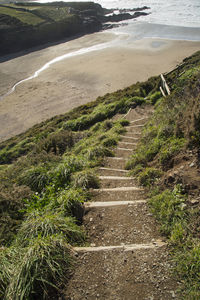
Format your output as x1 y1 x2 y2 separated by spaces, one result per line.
0 51 200 298
126 50 200 298
0 74 159 299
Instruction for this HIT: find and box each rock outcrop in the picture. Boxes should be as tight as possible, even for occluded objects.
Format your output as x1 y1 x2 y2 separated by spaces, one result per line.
0 2 150 56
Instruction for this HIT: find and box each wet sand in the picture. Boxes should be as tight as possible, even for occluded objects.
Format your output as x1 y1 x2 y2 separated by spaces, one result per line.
0 31 200 141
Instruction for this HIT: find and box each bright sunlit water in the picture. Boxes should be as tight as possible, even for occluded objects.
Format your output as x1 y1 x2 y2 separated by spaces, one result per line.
37 0 200 28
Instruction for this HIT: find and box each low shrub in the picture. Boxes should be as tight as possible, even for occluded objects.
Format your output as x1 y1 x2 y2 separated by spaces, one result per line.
35 130 74 155
0 247 14 298
16 211 85 246
174 242 200 298
149 186 186 236
149 91 162 104
53 155 88 188
5 235 72 300
118 119 130 127
102 137 118 147
54 188 87 223
18 165 51 193
85 145 114 161
159 138 185 166
138 167 163 186
72 169 100 190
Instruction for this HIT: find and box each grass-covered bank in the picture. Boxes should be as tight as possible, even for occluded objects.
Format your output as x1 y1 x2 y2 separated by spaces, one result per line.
1 49 200 298
0 73 159 298
126 51 200 298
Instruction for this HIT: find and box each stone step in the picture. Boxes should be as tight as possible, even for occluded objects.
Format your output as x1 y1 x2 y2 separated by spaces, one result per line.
114 147 133 158
128 124 145 128
123 132 142 139
74 240 165 252
99 176 137 188
94 187 143 192
118 141 137 149
103 157 128 169
84 203 159 246
66 246 177 300
98 167 128 176
126 126 143 133
92 188 146 202
85 200 147 208
120 135 140 143
130 117 148 125
120 135 140 140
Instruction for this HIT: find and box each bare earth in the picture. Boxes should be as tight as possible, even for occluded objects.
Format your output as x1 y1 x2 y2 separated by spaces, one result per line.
0 31 200 141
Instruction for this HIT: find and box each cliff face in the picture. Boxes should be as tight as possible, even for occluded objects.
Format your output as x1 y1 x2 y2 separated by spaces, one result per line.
0 2 149 56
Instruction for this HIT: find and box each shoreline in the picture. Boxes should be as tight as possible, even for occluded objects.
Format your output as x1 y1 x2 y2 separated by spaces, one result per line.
0 33 200 142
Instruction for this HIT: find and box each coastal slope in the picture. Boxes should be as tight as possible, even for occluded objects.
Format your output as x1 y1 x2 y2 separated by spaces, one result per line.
0 50 200 298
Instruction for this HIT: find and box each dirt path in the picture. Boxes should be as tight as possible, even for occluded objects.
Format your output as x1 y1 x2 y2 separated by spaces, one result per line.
64 107 178 300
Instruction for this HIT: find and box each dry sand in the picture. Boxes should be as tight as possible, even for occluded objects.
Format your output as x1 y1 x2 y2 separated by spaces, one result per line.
0 31 200 141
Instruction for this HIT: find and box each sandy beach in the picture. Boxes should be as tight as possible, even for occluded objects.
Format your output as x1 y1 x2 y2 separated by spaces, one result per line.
0 31 200 141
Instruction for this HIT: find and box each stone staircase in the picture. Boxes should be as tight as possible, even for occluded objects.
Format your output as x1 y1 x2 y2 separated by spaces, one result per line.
65 107 178 300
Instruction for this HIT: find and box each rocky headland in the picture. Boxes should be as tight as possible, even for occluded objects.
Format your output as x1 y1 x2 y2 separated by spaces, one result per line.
0 1 150 56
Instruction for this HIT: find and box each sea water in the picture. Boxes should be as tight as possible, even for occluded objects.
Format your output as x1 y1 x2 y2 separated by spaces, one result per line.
91 0 200 28
37 0 200 41
2 0 199 99
37 0 200 28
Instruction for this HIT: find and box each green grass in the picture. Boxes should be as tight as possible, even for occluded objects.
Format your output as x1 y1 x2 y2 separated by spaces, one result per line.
137 167 163 187
149 186 187 236
33 7 73 22
5 235 72 300
125 52 200 298
16 211 85 246
0 89 148 297
1 50 200 298
0 6 44 25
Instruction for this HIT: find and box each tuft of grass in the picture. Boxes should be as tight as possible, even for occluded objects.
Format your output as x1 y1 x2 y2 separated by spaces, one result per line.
84 145 114 162
18 165 51 193
159 137 185 166
52 155 88 188
53 188 87 223
16 211 85 246
174 241 200 298
138 167 163 187
101 137 118 148
148 91 162 104
5 235 72 300
72 169 100 190
35 130 74 155
149 186 187 236
0 247 14 299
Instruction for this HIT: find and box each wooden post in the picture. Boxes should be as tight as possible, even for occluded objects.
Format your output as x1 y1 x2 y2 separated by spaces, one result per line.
160 86 166 98
123 108 131 119
161 74 171 95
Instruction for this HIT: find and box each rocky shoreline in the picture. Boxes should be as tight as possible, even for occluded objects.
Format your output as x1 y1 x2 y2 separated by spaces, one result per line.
0 2 150 56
